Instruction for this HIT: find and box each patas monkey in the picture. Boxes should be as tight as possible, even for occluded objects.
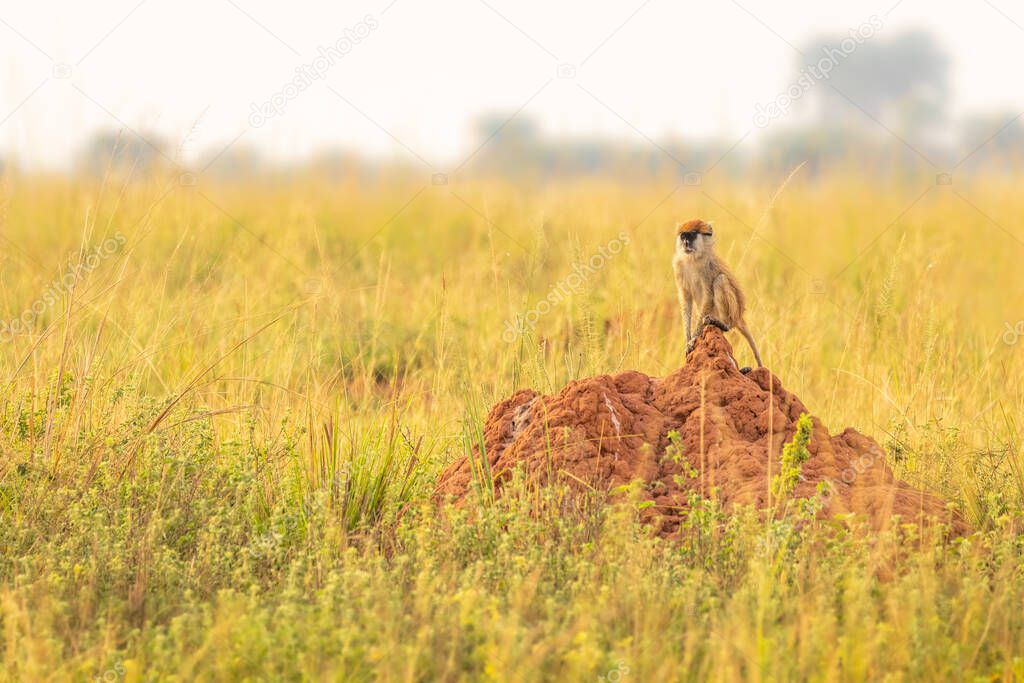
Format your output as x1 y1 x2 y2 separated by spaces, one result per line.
673 219 763 368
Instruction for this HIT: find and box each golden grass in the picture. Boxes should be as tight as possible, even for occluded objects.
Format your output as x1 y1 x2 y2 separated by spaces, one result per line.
1 169 1022 680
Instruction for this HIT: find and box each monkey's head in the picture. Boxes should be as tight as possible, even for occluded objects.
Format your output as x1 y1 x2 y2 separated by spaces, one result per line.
675 219 714 258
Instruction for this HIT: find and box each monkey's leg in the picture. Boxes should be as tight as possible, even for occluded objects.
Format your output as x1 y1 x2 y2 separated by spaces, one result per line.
687 309 722 354
706 274 737 333
701 315 730 332
687 306 707 350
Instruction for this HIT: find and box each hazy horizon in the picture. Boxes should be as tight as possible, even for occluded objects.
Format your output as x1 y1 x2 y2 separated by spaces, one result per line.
2 0 1024 171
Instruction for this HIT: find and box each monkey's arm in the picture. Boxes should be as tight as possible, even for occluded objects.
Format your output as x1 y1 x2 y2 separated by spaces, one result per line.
684 295 693 341
674 274 693 341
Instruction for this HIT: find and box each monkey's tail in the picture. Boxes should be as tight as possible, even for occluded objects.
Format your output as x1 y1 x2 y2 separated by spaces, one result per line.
737 321 763 368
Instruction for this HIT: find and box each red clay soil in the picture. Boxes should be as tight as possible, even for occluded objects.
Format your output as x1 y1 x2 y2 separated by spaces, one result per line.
434 326 967 536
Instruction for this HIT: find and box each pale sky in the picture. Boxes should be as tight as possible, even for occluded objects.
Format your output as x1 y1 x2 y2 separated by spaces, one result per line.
2 0 1023 170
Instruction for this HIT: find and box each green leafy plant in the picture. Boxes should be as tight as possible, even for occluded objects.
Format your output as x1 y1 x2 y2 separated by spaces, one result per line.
772 412 813 502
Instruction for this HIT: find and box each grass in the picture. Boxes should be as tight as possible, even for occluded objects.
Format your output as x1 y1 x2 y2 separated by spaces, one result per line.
1 169 1023 680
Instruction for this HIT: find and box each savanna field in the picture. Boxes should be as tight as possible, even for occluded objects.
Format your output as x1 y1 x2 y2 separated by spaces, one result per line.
1 170 1023 681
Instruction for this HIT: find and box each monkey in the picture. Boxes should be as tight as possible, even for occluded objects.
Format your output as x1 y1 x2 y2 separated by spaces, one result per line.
672 218 763 368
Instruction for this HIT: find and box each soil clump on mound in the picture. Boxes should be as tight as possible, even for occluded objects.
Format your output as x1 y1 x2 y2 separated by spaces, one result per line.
434 327 966 536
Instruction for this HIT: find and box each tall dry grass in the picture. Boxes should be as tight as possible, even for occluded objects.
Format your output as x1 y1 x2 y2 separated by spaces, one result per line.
0 169 1022 680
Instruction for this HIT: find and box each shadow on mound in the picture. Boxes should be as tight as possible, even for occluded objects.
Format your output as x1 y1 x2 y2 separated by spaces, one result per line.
435 326 967 537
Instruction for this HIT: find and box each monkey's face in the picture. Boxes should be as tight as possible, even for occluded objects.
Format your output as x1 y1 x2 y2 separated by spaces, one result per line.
675 219 714 259
676 230 712 258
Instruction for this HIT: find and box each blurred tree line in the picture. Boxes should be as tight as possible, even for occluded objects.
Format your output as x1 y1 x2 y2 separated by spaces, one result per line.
41 29 1024 181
